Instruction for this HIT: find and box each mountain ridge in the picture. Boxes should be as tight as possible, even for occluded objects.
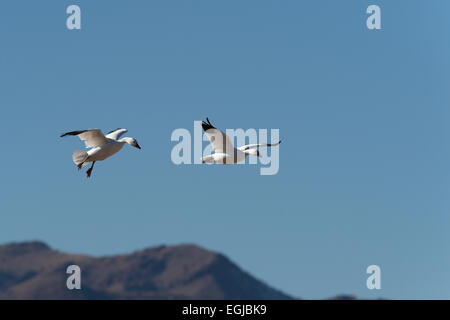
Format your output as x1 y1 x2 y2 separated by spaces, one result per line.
0 241 293 300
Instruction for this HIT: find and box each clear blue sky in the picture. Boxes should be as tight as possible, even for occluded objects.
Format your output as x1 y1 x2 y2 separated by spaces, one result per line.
0 1 449 299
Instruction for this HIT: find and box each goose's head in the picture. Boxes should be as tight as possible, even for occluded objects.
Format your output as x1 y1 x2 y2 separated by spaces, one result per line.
120 137 141 149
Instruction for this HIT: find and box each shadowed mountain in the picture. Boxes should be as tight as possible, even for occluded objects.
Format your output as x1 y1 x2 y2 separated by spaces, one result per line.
0 241 292 300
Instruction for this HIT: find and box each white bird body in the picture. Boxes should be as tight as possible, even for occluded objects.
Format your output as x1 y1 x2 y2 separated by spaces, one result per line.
201 150 248 164
200 118 280 165
85 140 125 163
61 128 141 177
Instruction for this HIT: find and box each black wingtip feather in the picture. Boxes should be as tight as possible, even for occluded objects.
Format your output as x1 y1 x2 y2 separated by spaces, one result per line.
107 128 123 134
269 140 281 146
60 130 87 138
202 118 216 132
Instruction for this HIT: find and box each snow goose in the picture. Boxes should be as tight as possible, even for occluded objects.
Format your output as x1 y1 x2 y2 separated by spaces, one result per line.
201 118 281 164
60 128 141 178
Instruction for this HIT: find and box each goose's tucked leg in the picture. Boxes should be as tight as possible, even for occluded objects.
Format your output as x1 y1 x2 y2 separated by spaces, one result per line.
77 163 83 170
86 161 96 178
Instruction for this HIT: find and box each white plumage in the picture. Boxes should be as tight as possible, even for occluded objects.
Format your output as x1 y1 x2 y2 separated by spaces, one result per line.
61 128 141 178
201 118 281 165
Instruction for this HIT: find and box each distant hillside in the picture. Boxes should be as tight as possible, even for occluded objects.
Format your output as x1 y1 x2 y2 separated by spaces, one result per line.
0 241 292 300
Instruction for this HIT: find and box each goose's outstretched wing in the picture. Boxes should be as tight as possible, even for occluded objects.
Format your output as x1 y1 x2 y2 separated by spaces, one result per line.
238 140 281 151
202 118 235 153
105 128 128 140
60 129 109 148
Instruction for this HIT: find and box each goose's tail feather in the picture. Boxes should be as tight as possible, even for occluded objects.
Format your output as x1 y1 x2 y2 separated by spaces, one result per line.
72 150 89 165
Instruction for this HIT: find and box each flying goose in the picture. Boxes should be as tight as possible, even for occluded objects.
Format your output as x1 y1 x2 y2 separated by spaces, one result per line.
201 118 281 164
60 128 141 178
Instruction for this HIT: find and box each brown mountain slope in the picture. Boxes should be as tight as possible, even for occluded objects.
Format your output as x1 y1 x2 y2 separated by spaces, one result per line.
0 241 292 300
